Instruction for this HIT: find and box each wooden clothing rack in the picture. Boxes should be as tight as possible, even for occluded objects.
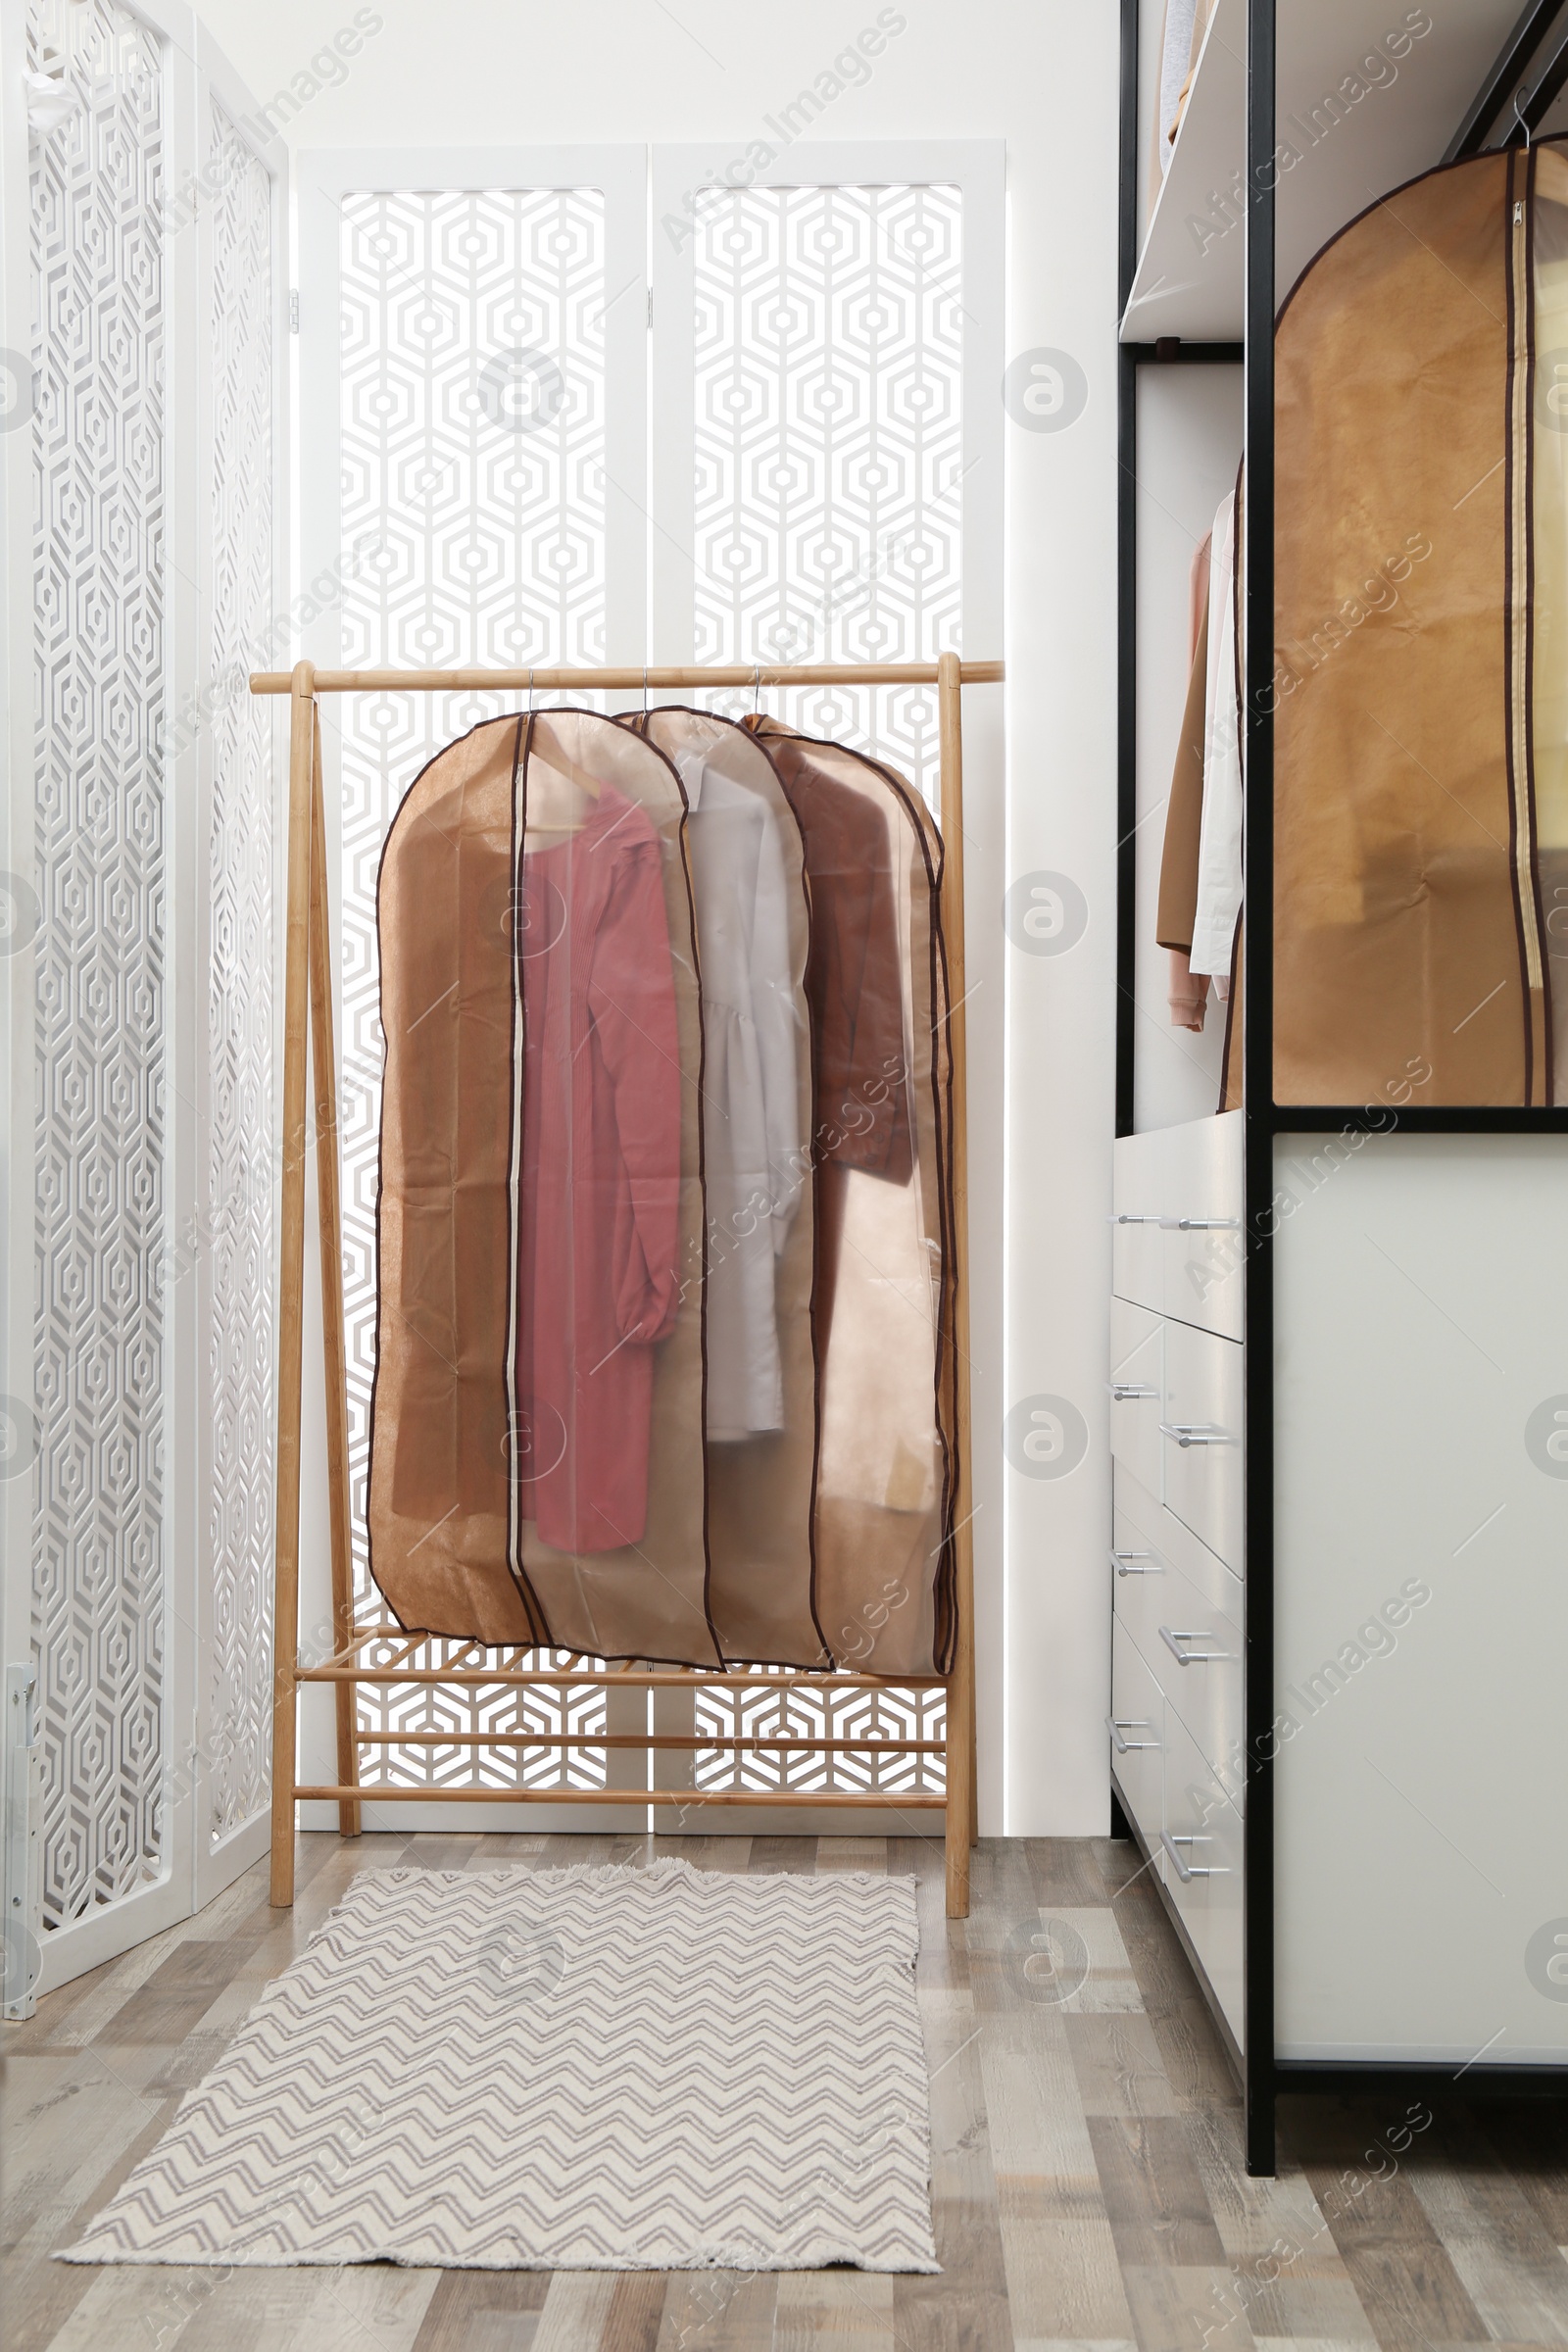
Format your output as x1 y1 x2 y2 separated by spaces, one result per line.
249 655 1003 1919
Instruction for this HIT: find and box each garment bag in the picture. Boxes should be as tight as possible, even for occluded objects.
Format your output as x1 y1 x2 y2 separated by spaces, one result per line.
630 708 827 1668
751 722 957 1678
369 710 719 1667
1271 141 1568 1104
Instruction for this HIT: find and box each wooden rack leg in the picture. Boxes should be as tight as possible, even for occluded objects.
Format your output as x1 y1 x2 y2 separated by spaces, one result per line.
939 650 977 1918
270 663 317 1906
310 712 361 1838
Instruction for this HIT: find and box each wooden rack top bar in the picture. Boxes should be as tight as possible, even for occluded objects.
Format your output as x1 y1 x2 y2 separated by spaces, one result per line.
297 1665 950 1689
251 662 1004 694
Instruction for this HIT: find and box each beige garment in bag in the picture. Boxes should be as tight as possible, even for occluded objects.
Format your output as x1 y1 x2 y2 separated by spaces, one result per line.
1159 531 1213 1028
632 707 829 1671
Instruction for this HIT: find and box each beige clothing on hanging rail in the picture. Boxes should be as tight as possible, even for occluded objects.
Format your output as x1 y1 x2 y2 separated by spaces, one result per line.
1159 531 1213 1030
1192 485 1244 978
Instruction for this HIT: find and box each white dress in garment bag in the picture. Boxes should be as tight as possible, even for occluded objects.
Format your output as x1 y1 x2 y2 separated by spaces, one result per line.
674 752 804 1439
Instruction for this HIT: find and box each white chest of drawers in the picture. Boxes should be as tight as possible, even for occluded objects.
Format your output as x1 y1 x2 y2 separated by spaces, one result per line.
1110 1110 1246 2051
1110 1115 1568 2082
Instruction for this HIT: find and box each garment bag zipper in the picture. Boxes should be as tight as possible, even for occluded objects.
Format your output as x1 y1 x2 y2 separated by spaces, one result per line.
1510 173 1546 1039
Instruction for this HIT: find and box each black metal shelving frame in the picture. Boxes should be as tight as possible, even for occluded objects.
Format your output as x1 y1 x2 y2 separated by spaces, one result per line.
1115 0 1568 2176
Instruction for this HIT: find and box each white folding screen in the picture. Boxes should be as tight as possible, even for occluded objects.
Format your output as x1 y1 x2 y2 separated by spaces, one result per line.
653 144 1004 808
0 89 1002 1946
291 140 1000 1832
652 143 1002 1817
28 0 169 1959
195 68 283 1899
0 0 286 2005
295 150 649 1828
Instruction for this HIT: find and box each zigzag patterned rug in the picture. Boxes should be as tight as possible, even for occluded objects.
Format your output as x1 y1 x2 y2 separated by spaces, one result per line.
62 1859 939 2272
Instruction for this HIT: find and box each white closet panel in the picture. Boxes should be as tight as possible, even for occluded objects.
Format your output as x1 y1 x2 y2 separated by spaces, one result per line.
1276 1134 1568 2064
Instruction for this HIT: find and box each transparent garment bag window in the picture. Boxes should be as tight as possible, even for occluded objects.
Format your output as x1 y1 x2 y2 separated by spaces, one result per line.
637 709 825 1669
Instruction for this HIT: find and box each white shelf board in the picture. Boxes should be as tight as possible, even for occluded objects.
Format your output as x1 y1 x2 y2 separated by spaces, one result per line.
1122 0 1528 342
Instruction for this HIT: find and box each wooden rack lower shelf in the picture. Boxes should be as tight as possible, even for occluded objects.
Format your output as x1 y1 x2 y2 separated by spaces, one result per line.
255 655 998 1919
344 1736 948 1754
292 1625 954 1821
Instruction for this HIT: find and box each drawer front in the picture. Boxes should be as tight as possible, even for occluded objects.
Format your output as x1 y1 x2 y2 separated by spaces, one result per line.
1114 1458 1241 1620
1110 1617 1163 1858
1160 1108 1244 1342
1110 1487 1174 1660
1162 1318 1243 1571
1113 1490 1242 1803
1161 1703 1245 2044
1108 1298 1162 1495
1112 1129 1164 1315
1151 1563 1243 1806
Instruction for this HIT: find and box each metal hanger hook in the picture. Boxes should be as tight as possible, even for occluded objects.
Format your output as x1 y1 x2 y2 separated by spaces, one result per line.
1516 81 1534 149
527 664 535 713
642 663 650 715
753 662 762 716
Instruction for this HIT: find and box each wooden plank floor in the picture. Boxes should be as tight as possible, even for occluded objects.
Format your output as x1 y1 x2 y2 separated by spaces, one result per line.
6 1828 1568 2351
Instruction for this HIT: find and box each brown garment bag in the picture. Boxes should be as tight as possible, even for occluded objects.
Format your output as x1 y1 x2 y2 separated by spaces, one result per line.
368 710 719 1666
368 704 957 1674
1271 142 1568 1104
630 708 828 1669
750 721 958 1679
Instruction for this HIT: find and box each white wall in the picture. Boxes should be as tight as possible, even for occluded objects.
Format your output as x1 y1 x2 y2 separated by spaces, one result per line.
197 0 1123 1836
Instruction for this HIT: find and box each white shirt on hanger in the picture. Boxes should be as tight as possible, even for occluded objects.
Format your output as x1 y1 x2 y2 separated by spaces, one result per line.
1191 487 1244 979
675 751 804 1439
1157 0 1200 172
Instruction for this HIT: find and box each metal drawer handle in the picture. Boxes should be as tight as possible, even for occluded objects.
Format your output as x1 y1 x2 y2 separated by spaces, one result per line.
1109 1717 1158 1754
1159 1421 1229 1446
1110 1548 1161 1577
1107 1381 1158 1401
1157 1216 1241 1231
1161 1831 1227 1882
1159 1625 1228 1666
1110 1212 1162 1224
